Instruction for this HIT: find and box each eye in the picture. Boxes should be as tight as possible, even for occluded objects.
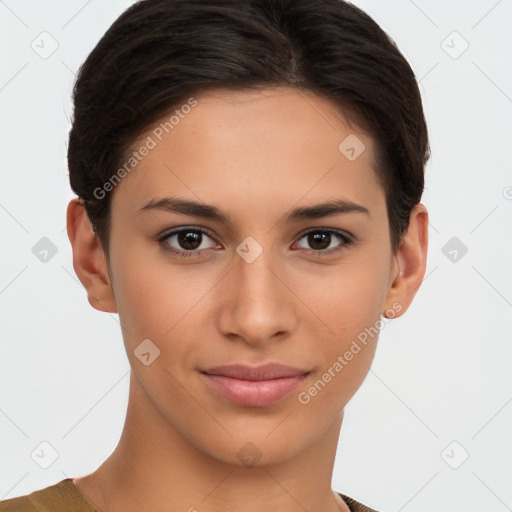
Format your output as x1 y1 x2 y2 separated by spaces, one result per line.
158 226 354 258
158 227 218 257
293 228 353 255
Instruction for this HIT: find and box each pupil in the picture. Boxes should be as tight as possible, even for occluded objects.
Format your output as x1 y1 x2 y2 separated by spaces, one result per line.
310 232 330 250
179 231 201 250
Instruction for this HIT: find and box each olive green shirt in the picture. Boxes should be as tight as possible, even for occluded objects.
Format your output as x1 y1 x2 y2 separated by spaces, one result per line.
0 478 381 511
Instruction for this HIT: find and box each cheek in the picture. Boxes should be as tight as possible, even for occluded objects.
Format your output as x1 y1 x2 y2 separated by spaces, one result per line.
110 253 213 365
291 255 388 401
294 277 384 418
109 249 179 351
296 256 388 339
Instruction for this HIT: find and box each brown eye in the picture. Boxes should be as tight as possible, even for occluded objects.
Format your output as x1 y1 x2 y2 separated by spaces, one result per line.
306 232 331 250
176 230 202 250
159 227 217 257
295 229 352 255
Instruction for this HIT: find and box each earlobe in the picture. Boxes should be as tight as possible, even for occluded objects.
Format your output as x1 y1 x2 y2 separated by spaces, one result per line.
66 198 117 313
383 203 429 318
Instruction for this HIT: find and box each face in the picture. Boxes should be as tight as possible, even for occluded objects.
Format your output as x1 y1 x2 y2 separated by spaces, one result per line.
99 87 404 465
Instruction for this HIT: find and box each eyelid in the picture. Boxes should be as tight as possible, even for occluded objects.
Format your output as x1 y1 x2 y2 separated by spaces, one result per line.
159 225 218 241
296 226 353 242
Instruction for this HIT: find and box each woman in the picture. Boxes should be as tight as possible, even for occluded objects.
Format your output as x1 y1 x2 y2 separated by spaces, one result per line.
0 0 429 510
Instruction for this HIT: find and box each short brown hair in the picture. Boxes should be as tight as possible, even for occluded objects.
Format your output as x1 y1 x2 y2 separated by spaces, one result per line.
67 0 430 259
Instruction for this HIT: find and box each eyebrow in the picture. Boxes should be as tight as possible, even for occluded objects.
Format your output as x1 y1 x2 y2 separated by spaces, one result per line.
139 196 371 223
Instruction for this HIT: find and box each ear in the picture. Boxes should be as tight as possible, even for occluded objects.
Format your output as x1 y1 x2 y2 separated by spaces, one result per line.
383 203 429 318
66 198 117 313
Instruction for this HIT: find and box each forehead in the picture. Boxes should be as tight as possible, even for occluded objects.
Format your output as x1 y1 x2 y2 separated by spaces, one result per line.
110 86 382 218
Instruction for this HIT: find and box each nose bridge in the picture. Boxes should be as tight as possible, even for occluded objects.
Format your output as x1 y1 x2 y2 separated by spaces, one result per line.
234 235 282 308
218 235 296 343
237 238 277 294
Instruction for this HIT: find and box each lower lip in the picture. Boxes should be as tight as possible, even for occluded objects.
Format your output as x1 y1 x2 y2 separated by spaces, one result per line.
201 372 309 407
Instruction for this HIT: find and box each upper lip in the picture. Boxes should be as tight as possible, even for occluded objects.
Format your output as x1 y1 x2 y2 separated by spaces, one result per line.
201 363 310 381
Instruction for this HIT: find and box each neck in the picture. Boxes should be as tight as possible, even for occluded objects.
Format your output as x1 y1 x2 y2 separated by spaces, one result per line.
74 371 350 512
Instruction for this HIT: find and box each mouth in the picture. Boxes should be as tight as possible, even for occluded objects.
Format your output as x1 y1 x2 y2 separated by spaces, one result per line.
199 363 311 407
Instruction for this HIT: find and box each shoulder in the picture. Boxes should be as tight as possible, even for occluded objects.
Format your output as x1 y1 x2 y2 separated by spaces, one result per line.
0 479 96 512
0 494 38 512
337 491 384 512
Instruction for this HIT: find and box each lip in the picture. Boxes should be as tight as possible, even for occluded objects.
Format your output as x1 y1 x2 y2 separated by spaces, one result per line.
201 363 310 380
200 363 310 407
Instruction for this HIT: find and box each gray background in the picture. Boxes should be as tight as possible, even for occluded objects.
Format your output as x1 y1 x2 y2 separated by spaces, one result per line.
1 1 511 511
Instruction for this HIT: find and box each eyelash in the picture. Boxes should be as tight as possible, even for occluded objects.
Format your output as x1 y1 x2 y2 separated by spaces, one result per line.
158 226 354 258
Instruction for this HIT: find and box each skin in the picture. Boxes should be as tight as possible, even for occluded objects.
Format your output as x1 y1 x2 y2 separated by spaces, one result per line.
66 86 428 512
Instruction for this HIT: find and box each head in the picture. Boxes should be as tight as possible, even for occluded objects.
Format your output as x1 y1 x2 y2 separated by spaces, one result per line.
66 0 429 466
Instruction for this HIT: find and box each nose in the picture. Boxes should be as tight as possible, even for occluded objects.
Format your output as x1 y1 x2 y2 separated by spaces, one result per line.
216 242 298 347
